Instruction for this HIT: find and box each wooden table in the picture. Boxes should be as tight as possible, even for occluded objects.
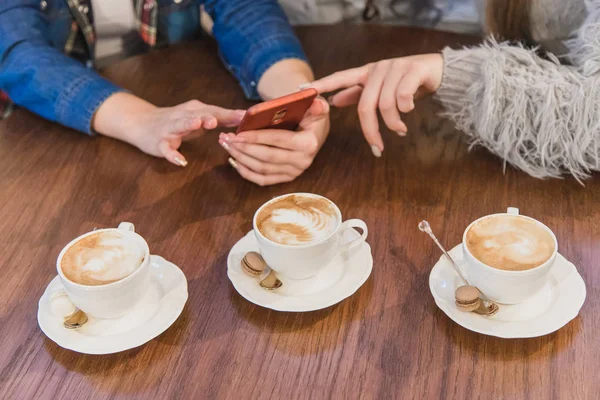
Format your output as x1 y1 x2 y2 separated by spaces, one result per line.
1 25 598 400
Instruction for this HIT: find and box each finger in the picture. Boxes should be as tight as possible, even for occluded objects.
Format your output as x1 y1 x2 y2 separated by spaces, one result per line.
358 62 390 152
232 129 297 150
200 114 218 130
228 158 295 186
221 141 303 176
202 106 246 128
168 111 209 138
328 86 363 107
158 140 187 167
220 135 302 166
396 68 422 113
379 64 409 135
309 66 369 94
304 97 330 118
168 114 203 136
174 100 246 129
180 102 245 128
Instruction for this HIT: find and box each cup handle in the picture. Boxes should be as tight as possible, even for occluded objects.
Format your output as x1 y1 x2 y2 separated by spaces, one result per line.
338 219 368 254
49 287 68 299
507 207 519 215
48 287 77 318
118 222 135 232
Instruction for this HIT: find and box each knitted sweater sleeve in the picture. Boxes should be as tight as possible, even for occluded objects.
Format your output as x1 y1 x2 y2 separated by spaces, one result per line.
434 6 600 181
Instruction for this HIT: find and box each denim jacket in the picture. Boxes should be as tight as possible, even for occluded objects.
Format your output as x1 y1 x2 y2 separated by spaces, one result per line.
0 0 308 134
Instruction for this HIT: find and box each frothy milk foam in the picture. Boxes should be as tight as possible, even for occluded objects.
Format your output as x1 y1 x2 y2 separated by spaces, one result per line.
60 231 145 286
466 215 555 271
256 195 340 245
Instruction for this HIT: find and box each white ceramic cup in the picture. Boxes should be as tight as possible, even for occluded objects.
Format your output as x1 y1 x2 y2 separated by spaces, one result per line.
253 193 368 280
55 222 151 319
461 208 558 304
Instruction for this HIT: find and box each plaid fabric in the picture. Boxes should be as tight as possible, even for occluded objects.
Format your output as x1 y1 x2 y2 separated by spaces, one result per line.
135 0 158 47
65 0 95 61
0 0 166 121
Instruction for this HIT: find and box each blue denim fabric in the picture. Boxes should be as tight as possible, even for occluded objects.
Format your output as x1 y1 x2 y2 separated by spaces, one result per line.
0 0 308 134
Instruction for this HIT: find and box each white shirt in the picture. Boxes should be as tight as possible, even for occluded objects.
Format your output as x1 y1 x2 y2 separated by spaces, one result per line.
91 0 141 66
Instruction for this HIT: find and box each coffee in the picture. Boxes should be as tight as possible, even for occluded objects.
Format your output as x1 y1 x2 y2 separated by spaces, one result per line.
465 215 555 271
60 231 145 286
256 194 340 245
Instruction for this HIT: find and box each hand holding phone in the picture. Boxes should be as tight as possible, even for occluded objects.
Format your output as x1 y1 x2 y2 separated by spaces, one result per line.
220 87 329 186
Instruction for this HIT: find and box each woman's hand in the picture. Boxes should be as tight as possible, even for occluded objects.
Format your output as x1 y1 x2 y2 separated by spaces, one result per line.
219 97 330 186
93 93 245 166
309 54 443 156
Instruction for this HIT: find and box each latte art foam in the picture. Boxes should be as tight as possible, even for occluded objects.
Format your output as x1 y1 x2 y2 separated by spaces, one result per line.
466 215 555 271
60 231 145 286
256 195 339 245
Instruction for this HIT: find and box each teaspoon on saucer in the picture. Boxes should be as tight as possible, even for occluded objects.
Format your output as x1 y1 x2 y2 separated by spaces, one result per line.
418 220 499 316
259 270 282 290
64 308 88 329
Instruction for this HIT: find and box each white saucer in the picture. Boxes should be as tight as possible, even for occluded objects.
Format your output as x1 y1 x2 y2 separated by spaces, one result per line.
429 245 586 338
38 255 188 354
227 230 373 312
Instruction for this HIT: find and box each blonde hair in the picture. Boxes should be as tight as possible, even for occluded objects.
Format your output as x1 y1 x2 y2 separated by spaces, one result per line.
486 0 533 44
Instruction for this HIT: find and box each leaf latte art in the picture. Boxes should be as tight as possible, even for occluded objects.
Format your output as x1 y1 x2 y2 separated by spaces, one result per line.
256 195 340 245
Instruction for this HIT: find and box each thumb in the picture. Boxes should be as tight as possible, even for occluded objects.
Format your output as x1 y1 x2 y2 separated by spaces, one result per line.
158 140 188 167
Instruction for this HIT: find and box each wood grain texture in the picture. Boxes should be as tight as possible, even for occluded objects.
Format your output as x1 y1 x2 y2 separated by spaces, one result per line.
0 25 598 400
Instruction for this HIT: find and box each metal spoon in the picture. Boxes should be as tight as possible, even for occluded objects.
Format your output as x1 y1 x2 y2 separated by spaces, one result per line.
473 301 499 316
418 220 499 316
259 270 282 290
64 309 88 329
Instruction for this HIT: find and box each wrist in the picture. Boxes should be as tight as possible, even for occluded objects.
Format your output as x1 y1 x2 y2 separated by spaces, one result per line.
92 92 156 145
430 53 445 92
257 59 314 100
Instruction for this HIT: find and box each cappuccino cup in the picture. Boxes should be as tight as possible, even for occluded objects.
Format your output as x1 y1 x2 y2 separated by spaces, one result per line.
461 208 558 304
55 222 150 319
253 193 368 280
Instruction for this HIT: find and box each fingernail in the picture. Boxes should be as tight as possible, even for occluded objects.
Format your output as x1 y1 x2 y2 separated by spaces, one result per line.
228 157 238 169
298 83 312 90
371 145 382 158
174 156 188 167
396 130 407 137
220 140 230 151
327 96 335 105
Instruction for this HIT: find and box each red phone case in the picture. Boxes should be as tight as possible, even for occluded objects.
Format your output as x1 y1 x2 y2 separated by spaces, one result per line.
236 88 318 133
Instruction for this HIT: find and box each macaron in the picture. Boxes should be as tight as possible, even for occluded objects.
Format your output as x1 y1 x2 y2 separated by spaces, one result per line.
454 285 481 312
241 252 267 276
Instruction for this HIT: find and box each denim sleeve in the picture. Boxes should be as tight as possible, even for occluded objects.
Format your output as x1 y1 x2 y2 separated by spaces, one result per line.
204 0 309 100
0 1 123 135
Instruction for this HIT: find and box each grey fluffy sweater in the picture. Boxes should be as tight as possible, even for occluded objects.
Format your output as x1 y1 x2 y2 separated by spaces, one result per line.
435 0 600 180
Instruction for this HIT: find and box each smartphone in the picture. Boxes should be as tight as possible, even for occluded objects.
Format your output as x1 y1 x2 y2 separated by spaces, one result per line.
236 88 318 133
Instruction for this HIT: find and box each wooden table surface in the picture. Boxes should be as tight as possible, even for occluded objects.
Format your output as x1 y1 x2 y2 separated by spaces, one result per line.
1 25 598 400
